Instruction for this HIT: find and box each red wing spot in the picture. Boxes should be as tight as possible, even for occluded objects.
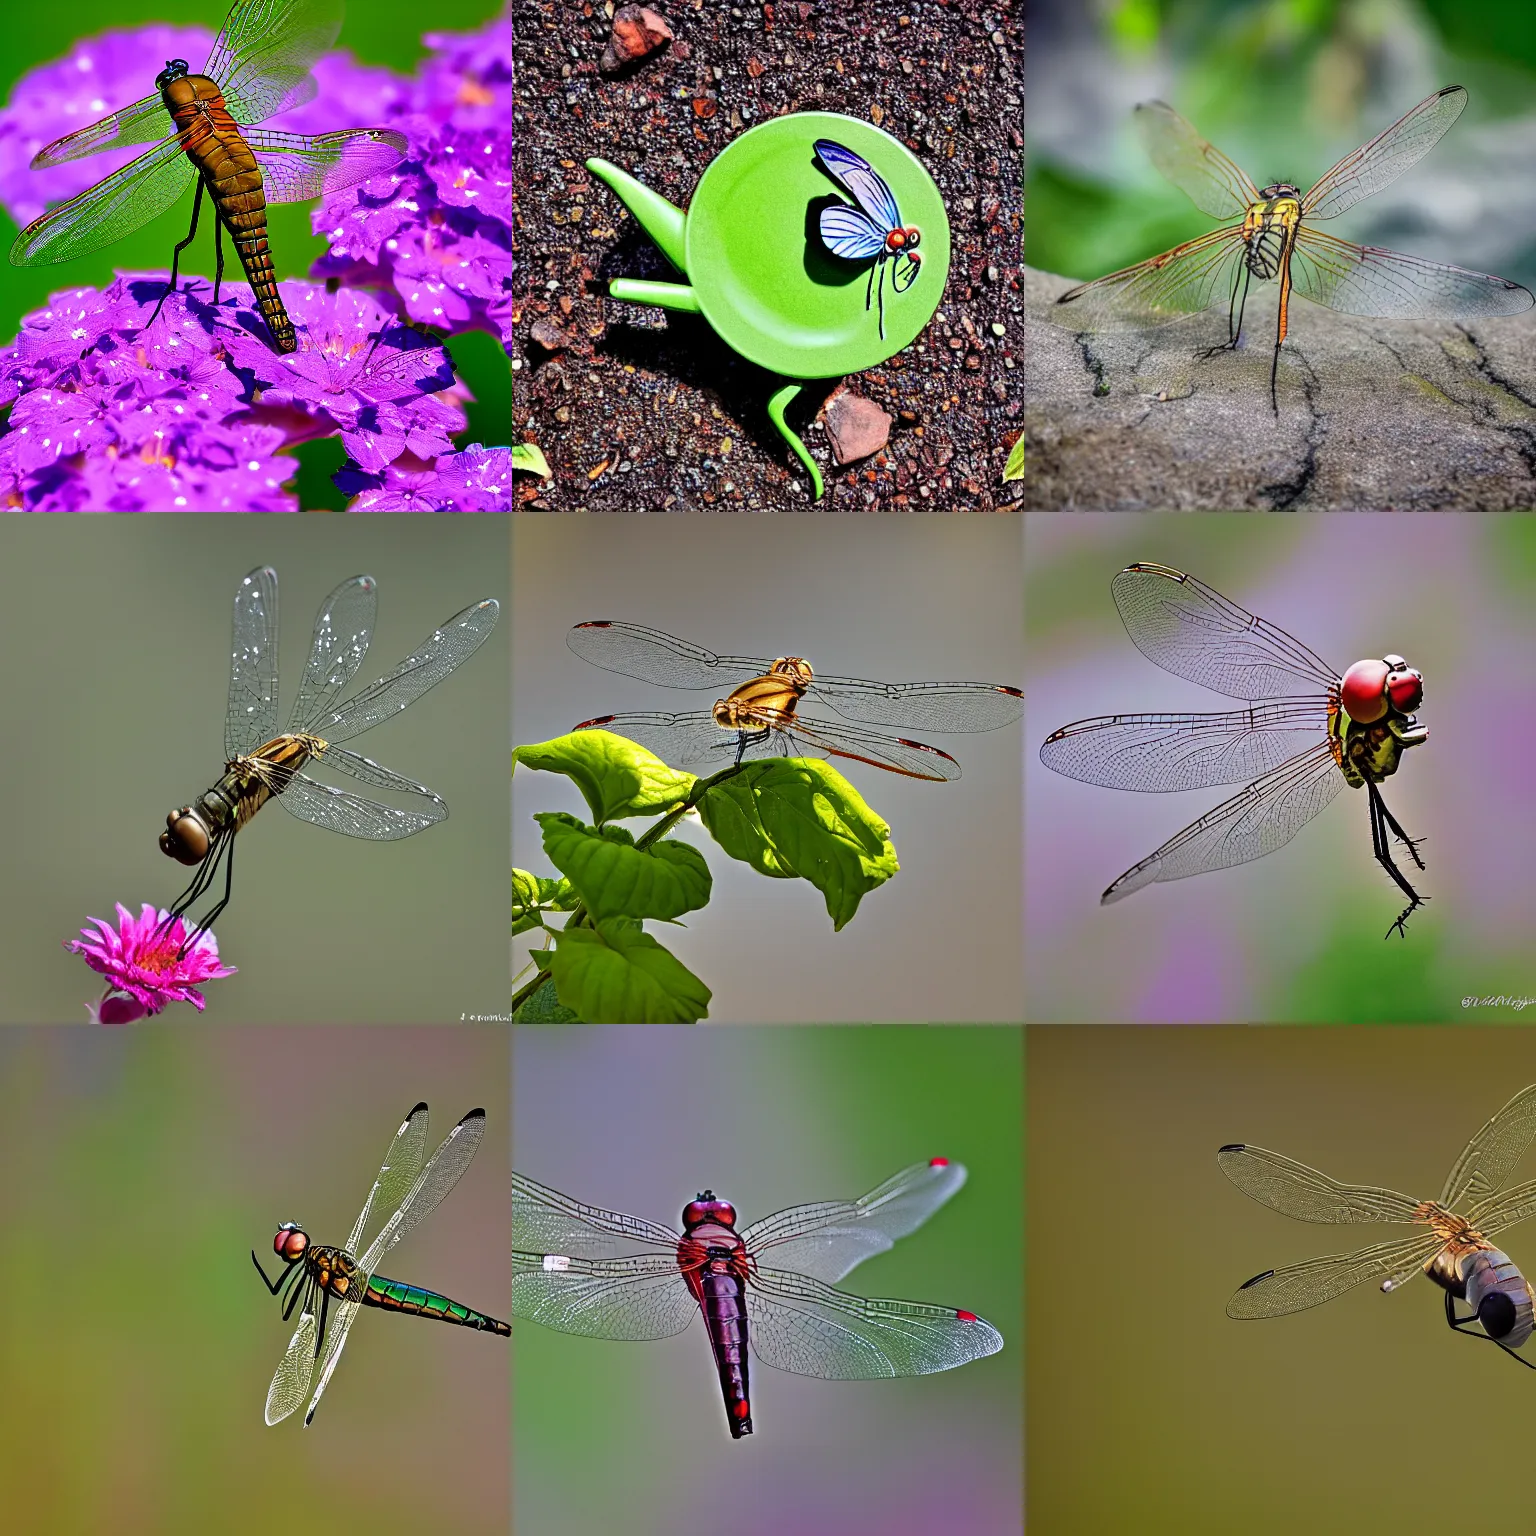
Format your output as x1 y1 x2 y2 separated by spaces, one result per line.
956 1310 979 1323
732 1399 751 1420
574 715 617 728
929 1156 950 1168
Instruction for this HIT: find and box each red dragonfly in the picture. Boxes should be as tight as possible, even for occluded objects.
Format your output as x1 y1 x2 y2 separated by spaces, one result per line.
512 1159 1004 1438
9 0 407 353
1040 563 1429 936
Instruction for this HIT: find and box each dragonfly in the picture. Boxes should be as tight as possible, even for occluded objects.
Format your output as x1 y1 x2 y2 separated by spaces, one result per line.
255 1102 510 1427
158 567 498 949
815 139 923 341
1040 562 1429 937
512 1158 1003 1438
1054 85 1534 412
1219 1084 1536 1369
566 619 1023 784
9 0 408 353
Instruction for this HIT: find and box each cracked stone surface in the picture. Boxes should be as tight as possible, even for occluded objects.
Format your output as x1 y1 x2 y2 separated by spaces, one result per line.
1021 266 1536 511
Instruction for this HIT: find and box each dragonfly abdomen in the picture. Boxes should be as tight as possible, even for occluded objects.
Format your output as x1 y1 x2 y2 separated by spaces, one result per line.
1456 1248 1535 1349
363 1274 511 1335
696 1266 753 1438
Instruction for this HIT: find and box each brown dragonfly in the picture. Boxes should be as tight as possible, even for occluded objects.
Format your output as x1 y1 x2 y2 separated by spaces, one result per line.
9 0 407 353
1220 1084 1536 1370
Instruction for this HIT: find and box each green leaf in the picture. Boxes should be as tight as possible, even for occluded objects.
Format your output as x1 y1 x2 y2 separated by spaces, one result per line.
513 443 551 477
1003 434 1025 482
545 917 711 1023
535 811 711 922
511 976 582 1022
697 758 898 930
514 732 696 823
512 867 575 936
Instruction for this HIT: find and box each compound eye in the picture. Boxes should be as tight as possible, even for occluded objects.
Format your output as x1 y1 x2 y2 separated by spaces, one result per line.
906 227 921 249
160 811 209 864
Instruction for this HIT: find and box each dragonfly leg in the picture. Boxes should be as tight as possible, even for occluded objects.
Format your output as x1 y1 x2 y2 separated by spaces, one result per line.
314 1284 331 1358
876 254 887 342
211 209 226 308
146 178 207 334
1198 266 1250 360
178 826 236 956
154 826 228 945
1367 779 1426 939
1442 1289 1536 1370
732 727 771 768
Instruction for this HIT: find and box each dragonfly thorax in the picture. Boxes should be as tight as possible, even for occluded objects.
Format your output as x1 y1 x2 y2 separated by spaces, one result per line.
1243 190 1302 281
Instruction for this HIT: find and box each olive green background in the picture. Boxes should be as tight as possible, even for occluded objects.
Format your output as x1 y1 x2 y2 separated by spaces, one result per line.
1029 1025 1536 1534
0 514 509 1023
0 1024 508 1535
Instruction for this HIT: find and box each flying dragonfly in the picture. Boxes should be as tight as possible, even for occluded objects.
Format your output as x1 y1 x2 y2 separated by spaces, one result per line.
1055 86 1534 411
9 0 408 353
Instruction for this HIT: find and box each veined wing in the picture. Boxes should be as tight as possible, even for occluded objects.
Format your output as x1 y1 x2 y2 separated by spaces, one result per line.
1468 1178 1536 1239
512 1171 683 1256
264 1303 321 1424
227 567 280 757
1040 702 1328 793
300 1285 365 1426
1225 1231 1444 1319
1217 1144 1423 1224
293 598 498 742
27 91 169 168
740 1160 969 1285
9 136 193 266
284 575 377 739
1111 564 1339 699
244 128 409 203
1440 1084 1536 1207
512 1249 698 1340
1289 227 1533 320
814 140 902 232
207 0 344 127
1134 101 1259 218
1054 226 1248 331
1303 86 1467 221
272 764 446 839
746 1266 1003 1378
346 1103 431 1256
566 621 753 689
820 205 887 261
1101 741 1344 903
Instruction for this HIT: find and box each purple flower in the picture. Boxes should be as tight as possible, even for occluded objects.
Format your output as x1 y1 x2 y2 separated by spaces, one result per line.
66 902 236 1022
337 442 512 509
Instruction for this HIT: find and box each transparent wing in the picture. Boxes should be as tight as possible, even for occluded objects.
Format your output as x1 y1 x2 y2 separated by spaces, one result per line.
296 598 498 743
1468 1178 1536 1239
301 1291 364 1427
1110 564 1339 698
511 1251 698 1340
9 136 192 266
512 1171 683 1255
206 0 345 127
1289 227 1533 320
1040 701 1329 793
26 92 169 168
739 1160 970 1284
820 204 886 260
347 1102 431 1255
813 139 902 231
1101 742 1345 902
1225 1232 1444 1319
226 566 280 757
1217 1144 1423 1224
746 1268 1003 1378
1303 86 1467 221
1134 100 1259 218
1440 1084 1536 1207
243 127 409 204
1053 227 1248 332
574 711 961 782
284 576 376 739
264 1307 318 1425
270 765 445 839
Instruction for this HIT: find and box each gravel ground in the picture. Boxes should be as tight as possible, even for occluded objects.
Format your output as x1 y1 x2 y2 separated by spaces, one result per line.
513 0 1022 510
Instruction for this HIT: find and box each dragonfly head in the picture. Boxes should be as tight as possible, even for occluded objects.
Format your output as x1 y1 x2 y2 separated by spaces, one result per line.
682 1192 738 1231
273 1223 309 1263
1340 657 1423 723
154 58 190 91
160 807 210 865
884 226 921 253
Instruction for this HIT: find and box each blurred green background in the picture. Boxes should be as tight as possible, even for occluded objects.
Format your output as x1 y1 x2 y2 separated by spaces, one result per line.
0 1024 508 1534
1029 1025 1536 1533
1027 0 1536 294
1026 511 1536 1022
513 1024 1023 1536
0 515 509 1023
0 1 509 509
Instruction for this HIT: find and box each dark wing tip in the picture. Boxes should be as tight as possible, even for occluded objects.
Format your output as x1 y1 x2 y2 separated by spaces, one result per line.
1217 1143 1247 1154
1237 1270 1275 1291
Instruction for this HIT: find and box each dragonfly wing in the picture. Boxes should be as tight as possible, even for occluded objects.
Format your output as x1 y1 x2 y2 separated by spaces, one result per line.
574 711 743 770
1440 1084 1536 1206
271 768 445 839
207 0 344 126
779 713 960 782
9 136 192 266
1040 703 1329 792
1226 1232 1444 1318
226 567 280 757
819 204 886 260
1101 742 1344 902
243 128 409 203
1469 1178 1536 1240
1110 563 1340 698
513 1171 683 1255
1303 86 1467 221
1134 100 1259 218
512 1250 697 1339
284 576 376 737
747 1266 1003 1378
1217 1145 1422 1223
1290 227 1533 320
344 1103 430 1255
807 675 1024 732
28 94 168 167
566 621 759 689
299 599 498 743
264 1307 318 1425
302 1294 363 1427
813 140 902 230
1054 227 1248 332
740 1160 969 1284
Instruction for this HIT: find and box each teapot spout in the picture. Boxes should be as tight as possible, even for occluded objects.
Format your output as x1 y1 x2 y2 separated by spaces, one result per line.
586 159 688 274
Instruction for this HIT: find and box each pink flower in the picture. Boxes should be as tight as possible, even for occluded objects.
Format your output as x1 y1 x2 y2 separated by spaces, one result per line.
65 902 236 1022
